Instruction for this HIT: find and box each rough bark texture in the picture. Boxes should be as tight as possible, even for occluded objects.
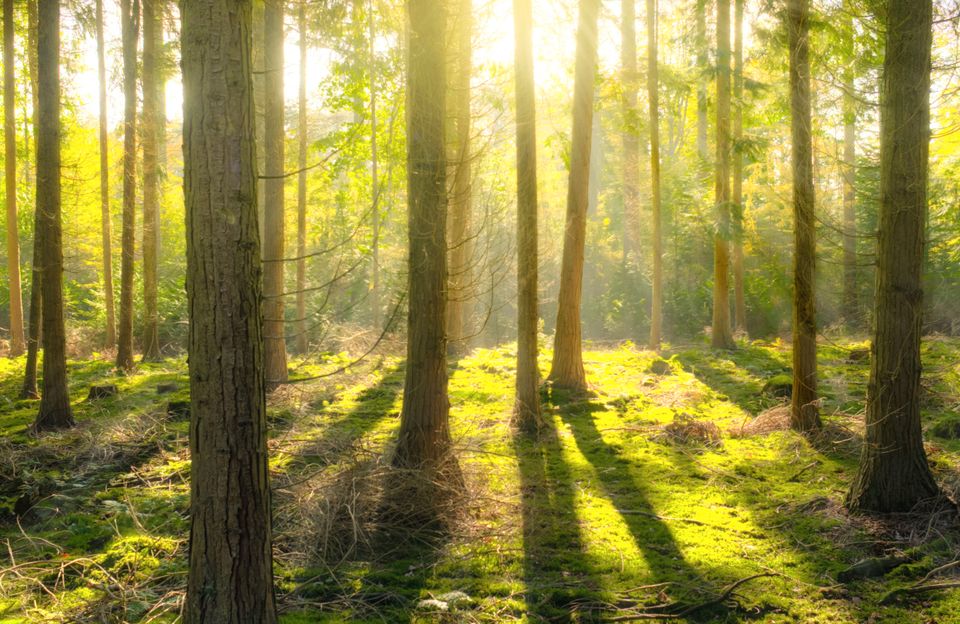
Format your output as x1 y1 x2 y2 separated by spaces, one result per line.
295 0 308 355
263 0 288 388
141 0 161 361
787 0 820 433
647 0 662 350
96 0 115 349
549 0 600 390
732 0 747 334
711 0 734 349
4 0 24 356
181 1 278 620
446 0 472 357
21 0 40 400
393 0 457 473
621 0 640 265
841 5 857 326
33 0 72 432
116 0 139 372
696 0 707 161
512 0 542 433
846 0 938 513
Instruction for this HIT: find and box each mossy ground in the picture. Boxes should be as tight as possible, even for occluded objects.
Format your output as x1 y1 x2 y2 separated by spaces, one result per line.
2 338 960 622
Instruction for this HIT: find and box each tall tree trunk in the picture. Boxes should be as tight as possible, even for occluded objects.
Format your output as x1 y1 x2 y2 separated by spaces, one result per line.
182 1 277 620
33 0 72 432
141 0 160 361
512 0 542 432
548 0 600 391
96 0 115 349
696 0 707 160
393 0 459 481
647 0 663 350
116 0 139 372
846 0 938 513
710 0 734 349
295 0 308 355
21 0 40 399
732 0 747 334
4 0 24 356
621 0 640 266
841 5 857 326
263 0 288 387
788 0 820 432
446 0 472 357
368 0 380 332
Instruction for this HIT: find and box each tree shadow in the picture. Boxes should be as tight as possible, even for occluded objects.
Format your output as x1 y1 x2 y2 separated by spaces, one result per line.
672 345 791 415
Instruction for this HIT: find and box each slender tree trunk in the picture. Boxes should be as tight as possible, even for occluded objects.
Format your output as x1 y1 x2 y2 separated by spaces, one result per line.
294 1 308 354
263 0 288 387
4 0 24 356
787 0 820 432
549 0 600 391
446 0 472 357
21 0 40 399
647 0 663 350
841 5 857 326
141 0 160 360
621 0 640 266
711 0 734 349
846 0 938 513
732 0 747 334
33 0 72 432
116 0 139 372
512 0 542 432
182 2 277 620
696 0 707 161
95 0 115 349
369 0 381 332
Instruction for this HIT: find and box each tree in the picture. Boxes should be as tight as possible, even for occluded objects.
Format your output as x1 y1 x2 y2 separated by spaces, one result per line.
33 0 72 432
647 0 663 350
846 0 938 513
116 0 139 371
711 0 734 349
295 0 308 355
96 0 115 349
841 4 857 326
263 0 288 388
181 1 277 620
549 0 601 390
696 0 707 160
512 0 542 432
787 0 820 433
368 0 381 332
732 0 746 334
621 0 640 266
3 0 24 357
20 0 40 399
141 0 161 361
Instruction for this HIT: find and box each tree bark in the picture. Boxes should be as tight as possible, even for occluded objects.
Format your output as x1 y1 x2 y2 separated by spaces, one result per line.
732 0 747 334
263 0 288 387
787 0 820 433
141 0 160 361
647 0 662 350
696 0 707 161
295 0 308 355
95 0 115 350
182 1 277 621
549 0 600 390
116 0 139 372
4 0 24 357
846 0 938 513
33 0 72 432
21 0 40 399
841 4 857 326
621 0 640 266
369 0 381 332
711 0 734 349
512 0 542 432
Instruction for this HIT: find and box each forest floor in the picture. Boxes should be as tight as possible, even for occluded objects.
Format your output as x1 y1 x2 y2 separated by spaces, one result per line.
2 338 960 622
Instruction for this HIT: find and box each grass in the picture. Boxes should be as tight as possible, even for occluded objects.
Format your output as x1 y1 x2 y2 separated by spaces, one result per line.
1 338 960 622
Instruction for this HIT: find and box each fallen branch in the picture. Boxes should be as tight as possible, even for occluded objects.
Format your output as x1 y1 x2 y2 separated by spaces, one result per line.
610 573 778 621
880 581 960 605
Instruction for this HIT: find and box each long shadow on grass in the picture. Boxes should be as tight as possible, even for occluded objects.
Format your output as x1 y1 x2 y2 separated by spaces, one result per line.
671 345 791 415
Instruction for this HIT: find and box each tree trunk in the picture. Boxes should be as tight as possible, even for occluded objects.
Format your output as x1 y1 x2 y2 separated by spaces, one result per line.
263 0 288 387
549 0 600 391
116 0 139 372
33 0 72 432
841 4 857 327
369 0 381 332
696 0 707 161
711 0 734 349
446 0 472 357
512 0 542 432
181 1 277 621
732 0 747 334
846 0 938 513
295 0 308 355
787 0 819 433
4 0 24 357
621 0 639 266
647 0 662 350
95 0 115 349
21 0 40 399
141 0 160 361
